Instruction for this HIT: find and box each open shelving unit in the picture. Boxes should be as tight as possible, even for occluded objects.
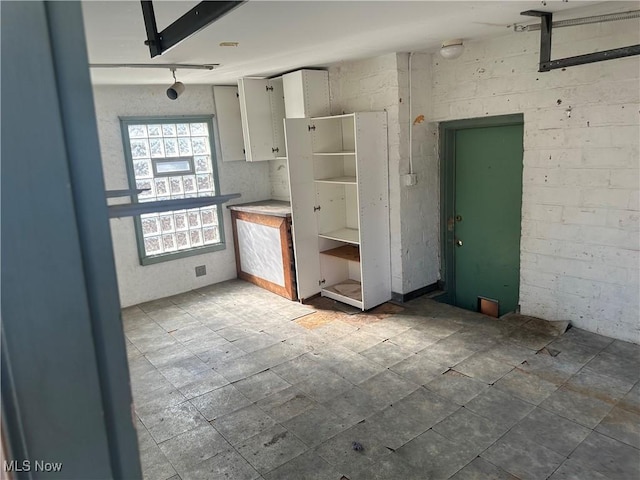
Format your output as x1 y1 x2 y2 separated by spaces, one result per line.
286 112 391 310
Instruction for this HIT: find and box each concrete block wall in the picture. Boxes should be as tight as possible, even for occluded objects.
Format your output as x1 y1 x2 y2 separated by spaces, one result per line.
329 54 406 293
328 53 442 296
428 14 640 342
93 85 271 307
397 53 441 293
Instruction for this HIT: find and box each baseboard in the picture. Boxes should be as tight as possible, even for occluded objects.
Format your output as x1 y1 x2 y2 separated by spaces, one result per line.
391 282 439 303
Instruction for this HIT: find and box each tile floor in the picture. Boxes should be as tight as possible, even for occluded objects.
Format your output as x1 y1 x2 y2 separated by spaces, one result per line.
124 280 640 480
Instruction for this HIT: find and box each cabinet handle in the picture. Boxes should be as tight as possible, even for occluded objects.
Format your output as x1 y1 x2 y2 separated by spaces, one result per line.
313 206 321 212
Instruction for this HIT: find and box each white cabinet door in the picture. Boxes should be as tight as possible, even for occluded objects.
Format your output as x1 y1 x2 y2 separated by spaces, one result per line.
212 86 245 162
268 77 286 158
354 112 391 309
285 118 321 300
238 77 276 162
237 77 287 162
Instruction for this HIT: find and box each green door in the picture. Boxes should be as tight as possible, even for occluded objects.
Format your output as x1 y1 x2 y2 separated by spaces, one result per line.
453 124 523 316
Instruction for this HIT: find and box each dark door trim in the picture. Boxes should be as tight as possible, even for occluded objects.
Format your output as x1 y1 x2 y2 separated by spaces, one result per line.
439 114 524 304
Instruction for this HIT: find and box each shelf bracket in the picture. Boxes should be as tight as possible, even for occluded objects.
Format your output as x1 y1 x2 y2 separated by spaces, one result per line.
108 193 241 218
105 188 149 198
140 1 245 57
522 10 640 72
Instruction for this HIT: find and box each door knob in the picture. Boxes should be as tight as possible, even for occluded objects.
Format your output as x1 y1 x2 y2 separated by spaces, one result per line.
456 239 463 247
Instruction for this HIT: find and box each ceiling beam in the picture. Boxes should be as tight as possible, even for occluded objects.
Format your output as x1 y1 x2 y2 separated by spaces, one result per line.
141 1 245 58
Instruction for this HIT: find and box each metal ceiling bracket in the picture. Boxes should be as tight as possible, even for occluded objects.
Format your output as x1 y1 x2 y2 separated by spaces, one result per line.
522 10 640 72
140 1 245 58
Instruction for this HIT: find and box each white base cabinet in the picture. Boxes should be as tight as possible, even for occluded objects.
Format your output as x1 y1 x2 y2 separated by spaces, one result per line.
286 112 391 310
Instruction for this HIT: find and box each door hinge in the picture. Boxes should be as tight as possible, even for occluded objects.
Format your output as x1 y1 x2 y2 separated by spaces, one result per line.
313 205 321 212
318 279 326 286
308 124 316 131
272 147 279 154
266 85 274 92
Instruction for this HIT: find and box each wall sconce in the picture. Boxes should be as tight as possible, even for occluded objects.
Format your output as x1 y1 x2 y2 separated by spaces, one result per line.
440 39 465 60
167 68 185 100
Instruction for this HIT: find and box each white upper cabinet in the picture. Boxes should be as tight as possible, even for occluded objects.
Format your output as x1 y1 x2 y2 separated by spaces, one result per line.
282 70 330 119
286 112 391 310
212 86 246 162
237 77 286 162
237 70 330 162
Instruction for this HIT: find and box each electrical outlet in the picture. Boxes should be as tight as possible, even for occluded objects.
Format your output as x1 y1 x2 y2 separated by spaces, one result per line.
195 265 206 277
403 173 418 186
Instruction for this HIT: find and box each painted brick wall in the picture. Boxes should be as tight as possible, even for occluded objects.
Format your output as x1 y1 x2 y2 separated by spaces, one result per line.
398 53 441 293
329 53 442 296
93 85 271 307
329 54 405 293
429 15 640 342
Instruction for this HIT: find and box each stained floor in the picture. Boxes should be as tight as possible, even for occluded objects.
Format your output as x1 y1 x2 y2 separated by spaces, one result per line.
124 280 640 480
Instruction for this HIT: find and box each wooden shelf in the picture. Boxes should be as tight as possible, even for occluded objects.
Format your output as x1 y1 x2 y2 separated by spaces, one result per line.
315 176 356 185
322 279 363 309
318 228 359 245
321 245 360 262
312 152 356 156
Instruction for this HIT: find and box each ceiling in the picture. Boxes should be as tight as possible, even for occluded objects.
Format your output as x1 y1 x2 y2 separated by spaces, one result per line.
82 1 633 85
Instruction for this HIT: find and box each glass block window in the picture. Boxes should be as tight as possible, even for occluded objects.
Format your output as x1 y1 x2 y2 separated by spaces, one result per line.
120 117 224 264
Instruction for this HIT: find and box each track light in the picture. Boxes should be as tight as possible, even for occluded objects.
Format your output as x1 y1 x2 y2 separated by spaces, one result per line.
167 68 185 100
440 39 465 60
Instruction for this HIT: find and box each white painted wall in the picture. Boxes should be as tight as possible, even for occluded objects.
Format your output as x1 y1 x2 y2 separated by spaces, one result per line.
93 85 271 307
329 54 405 294
327 15 639 343
269 159 290 201
329 53 441 296
428 19 640 342
398 53 440 293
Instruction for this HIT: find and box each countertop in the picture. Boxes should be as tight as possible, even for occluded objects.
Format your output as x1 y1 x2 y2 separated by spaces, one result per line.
227 200 291 218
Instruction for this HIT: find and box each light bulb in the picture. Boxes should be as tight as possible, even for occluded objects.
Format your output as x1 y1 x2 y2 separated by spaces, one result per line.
440 39 464 60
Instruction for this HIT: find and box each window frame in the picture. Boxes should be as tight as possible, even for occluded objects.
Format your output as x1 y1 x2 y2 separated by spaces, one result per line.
119 115 226 265
152 156 195 177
